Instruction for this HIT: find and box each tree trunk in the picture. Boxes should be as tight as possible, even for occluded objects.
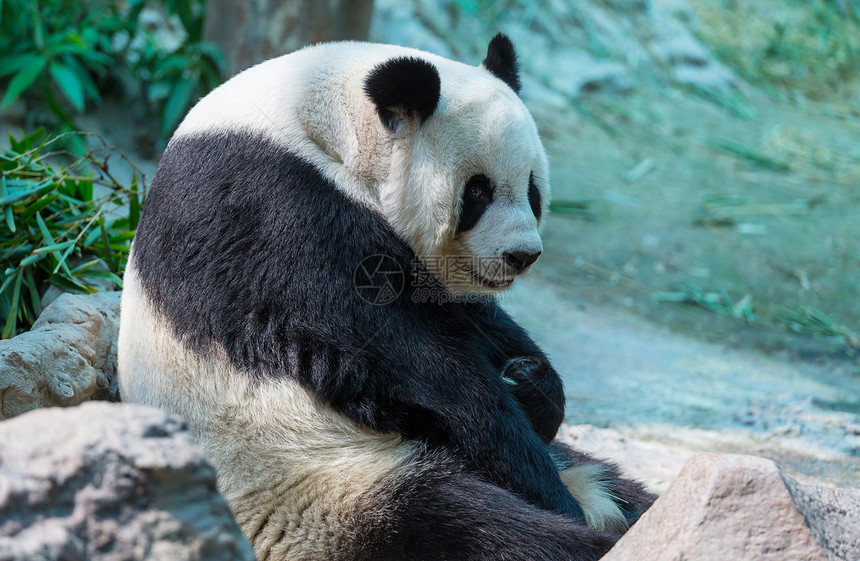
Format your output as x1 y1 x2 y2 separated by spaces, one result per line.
204 0 375 77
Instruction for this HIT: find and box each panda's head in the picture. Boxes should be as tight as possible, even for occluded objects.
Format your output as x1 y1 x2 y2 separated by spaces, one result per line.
175 34 549 295
364 34 550 294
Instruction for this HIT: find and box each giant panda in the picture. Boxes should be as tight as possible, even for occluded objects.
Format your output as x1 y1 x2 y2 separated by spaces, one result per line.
118 34 654 561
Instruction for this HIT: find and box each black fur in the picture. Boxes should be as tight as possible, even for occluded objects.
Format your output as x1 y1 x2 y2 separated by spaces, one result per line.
483 33 521 94
502 358 564 443
456 174 493 234
469 302 565 443
364 57 441 131
355 450 616 561
528 172 542 220
133 132 586 525
348 444 653 561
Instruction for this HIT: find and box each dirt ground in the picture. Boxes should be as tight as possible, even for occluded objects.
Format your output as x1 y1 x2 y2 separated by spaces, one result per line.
504 275 860 489
531 85 859 360
507 78 860 489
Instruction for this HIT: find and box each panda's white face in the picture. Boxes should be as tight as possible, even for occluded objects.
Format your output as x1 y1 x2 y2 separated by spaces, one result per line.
374 61 550 295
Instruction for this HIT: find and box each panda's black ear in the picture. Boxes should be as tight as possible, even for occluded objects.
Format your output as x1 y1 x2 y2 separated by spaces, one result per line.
482 33 521 94
364 57 441 133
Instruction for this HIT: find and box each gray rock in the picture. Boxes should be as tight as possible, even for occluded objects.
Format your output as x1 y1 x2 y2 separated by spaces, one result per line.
536 49 633 98
0 402 256 561
521 76 571 109
605 0 649 11
370 0 737 104
673 62 737 94
784 475 860 561
651 31 711 67
602 453 860 561
369 0 457 59
649 0 737 93
0 291 121 419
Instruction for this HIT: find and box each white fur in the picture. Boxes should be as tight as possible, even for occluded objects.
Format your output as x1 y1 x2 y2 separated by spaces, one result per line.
174 41 550 292
559 464 629 534
118 264 418 559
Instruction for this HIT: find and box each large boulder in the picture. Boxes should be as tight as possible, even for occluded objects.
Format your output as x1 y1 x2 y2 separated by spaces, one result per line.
0 291 121 419
0 402 256 561
602 453 860 561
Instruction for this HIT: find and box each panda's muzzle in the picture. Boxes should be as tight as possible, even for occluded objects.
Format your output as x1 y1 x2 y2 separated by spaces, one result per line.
474 273 515 289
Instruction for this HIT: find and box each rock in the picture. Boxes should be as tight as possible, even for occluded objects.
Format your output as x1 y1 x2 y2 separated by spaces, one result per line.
0 291 121 419
602 454 860 561
521 75 570 109
649 0 737 93
0 402 256 561
538 49 633 97
370 0 457 59
371 0 737 103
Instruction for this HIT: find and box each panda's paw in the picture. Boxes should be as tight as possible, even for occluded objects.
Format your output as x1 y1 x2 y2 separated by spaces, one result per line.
501 357 565 444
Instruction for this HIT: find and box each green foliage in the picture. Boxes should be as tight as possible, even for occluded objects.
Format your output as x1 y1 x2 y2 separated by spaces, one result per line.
0 130 143 338
548 199 599 221
692 0 860 104
0 0 123 151
126 0 225 137
0 0 224 139
781 306 859 348
651 286 756 325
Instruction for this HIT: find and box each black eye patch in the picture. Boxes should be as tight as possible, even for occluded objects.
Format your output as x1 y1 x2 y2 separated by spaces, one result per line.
456 174 493 234
528 173 542 221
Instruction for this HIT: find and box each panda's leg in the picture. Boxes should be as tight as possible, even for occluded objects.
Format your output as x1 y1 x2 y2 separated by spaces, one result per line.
355 451 616 561
547 441 657 534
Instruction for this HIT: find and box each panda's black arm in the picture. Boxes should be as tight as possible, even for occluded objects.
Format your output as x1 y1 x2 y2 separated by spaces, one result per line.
467 301 547 368
298 321 586 524
466 302 565 443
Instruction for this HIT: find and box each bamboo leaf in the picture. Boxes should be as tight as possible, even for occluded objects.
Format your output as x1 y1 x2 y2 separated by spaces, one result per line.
52 238 77 275
0 269 16 295
33 240 75 254
25 270 40 317
19 194 60 220
18 252 47 266
34 211 55 245
69 258 101 274
0 54 33 78
50 274 94 293
80 269 122 287
129 177 140 229
49 60 87 112
0 180 52 205
1 176 16 232
1 55 47 108
2 269 22 338
98 214 115 272
161 79 196 137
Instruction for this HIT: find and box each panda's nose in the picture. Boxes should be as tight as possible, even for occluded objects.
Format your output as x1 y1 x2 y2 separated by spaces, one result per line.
504 250 541 272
